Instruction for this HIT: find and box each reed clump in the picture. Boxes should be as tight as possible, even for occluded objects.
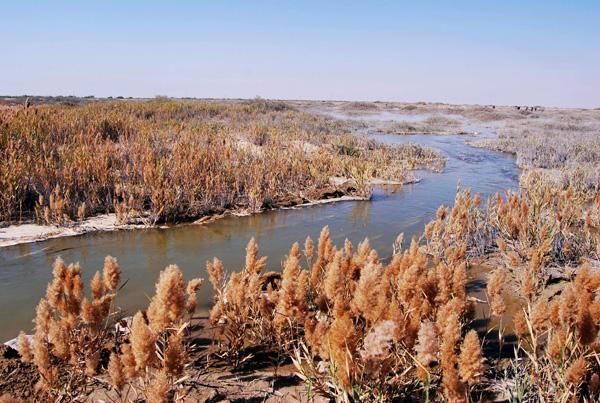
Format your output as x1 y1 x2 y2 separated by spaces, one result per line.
433 184 600 400
490 181 599 266
406 184 600 399
209 226 484 401
424 181 600 270
15 256 121 399
503 262 600 401
422 189 491 258
472 107 600 200
16 257 202 402
207 238 281 366
112 265 203 402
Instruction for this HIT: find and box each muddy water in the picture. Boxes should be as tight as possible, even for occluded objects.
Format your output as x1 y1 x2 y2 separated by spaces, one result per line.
0 133 518 341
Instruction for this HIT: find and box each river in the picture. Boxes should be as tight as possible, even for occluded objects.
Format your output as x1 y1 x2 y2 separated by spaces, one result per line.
0 130 518 342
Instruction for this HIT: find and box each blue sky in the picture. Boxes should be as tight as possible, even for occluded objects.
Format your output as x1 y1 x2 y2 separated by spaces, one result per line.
1 1 599 107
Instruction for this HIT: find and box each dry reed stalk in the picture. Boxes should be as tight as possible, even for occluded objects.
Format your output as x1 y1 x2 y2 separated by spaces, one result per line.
510 260 600 400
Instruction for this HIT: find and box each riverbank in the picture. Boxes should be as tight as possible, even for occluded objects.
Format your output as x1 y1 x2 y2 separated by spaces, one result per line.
0 177 417 248
0 215 149 248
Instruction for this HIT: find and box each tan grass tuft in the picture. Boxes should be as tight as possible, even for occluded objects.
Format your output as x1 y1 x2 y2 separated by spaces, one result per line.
415 320 439 370
146 370 170 403
102 256 121 291
565 357 588 387
164 333 185 377
207 257 224 296
185 278 204 314
120 343 138 379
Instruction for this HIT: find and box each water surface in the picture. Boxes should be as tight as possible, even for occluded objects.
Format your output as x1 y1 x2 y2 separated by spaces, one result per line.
0 133 518 341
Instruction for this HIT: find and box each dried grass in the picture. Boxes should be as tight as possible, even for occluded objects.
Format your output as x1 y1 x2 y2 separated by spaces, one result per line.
16 257 202 401
208 226 480 401
0 99 443 224
14 178 600 400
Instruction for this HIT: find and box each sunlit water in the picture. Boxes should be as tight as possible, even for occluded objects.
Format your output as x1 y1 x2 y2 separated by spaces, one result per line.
0 133 518 341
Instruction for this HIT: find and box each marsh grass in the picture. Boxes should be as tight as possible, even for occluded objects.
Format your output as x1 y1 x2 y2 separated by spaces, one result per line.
0 99 443 225
507 264 600 401
472 108 600 199
383 115 466 135
207 226 486 402
423 181 600 400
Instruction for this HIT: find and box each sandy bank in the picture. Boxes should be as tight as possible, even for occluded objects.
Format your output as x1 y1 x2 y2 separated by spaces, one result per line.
0 177 418 248
0 215 149 248
0 196 364 248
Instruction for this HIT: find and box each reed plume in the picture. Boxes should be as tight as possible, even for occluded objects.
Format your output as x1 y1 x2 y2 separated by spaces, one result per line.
16 332 32 363
415 320 439 373
146 370 170 403
440 313 465 402
108 352 125 391
487 269 506 316
304 236 314 265
103 256 121 291
351 261 382 323
565 357 588 387
185 278 204 314
120 343 138 379
130 311 156 371
458 330 484 386
311 226 333 288
207 257 224 296
164 333 185 377
274 243 302 330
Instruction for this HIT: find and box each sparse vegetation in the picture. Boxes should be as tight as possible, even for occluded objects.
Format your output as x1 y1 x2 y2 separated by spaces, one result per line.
382 116 467 135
